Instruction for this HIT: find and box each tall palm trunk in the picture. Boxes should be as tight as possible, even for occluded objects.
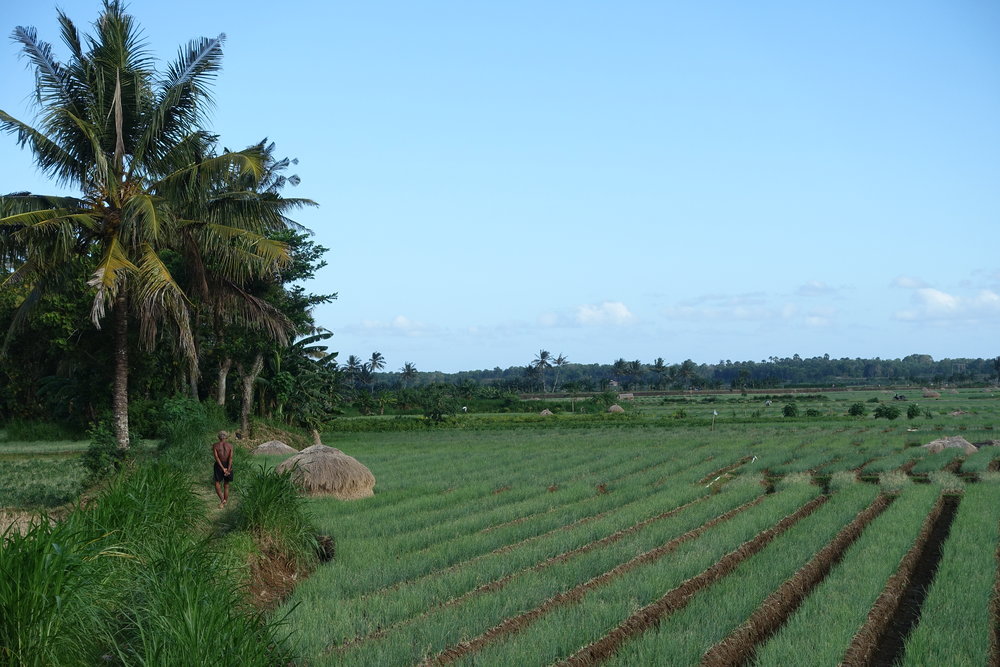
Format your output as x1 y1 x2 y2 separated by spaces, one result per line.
238 354 264 436
112 295 130 449
216 357 232 405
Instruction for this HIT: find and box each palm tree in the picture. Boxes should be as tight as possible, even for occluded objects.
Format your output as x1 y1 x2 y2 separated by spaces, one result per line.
532 349 552 393
650 357 668 390
400 361 417 388
344 355 363 389
552 353 569 392
0 3 288 448
367 351 385 395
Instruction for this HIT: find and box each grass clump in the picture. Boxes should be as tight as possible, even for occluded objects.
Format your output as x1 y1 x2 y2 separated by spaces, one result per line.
233 464 318 565
879 470 912 492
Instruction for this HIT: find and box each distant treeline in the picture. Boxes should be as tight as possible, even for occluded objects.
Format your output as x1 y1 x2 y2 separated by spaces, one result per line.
375 354 1000 393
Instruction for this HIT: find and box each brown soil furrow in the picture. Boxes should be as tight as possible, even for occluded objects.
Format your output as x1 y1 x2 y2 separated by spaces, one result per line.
420 495 771 666
699 494 895 666
898 459 919 474
698 456 753 485
328 494 712 654
557 495 829 667
841 494 950 666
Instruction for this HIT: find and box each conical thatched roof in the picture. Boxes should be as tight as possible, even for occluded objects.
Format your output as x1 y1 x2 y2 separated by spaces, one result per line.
922 436 976 456
539 409 554 416
608 404 625 413
252 440 298 455
275 444 375 499
921 388 941 398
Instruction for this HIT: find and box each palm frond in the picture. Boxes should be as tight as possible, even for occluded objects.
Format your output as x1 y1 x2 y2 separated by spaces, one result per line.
210 280 292 345
11 26 80 115
134 243 195 360
86 236 137 327
0 110 80 188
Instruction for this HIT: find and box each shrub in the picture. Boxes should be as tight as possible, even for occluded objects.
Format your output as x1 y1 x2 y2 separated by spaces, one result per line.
82 419 133 480
874 404 901 420
906 403 921 419
805 408 821 417
782 403 799 418
848 402 868 417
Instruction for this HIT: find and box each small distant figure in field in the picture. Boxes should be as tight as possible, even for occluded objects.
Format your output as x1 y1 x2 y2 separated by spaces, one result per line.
213 430 234 508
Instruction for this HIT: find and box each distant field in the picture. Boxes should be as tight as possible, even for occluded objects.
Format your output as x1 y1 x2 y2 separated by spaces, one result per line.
270 388 1000 665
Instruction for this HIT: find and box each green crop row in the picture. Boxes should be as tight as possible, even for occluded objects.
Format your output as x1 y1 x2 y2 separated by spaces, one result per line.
900 483 1000 665
753 484 942 666
607 482 882 665
286 475 769 663
449 481 822 666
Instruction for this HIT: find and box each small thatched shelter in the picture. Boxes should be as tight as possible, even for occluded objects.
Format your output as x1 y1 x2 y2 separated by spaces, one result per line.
608 404 625 413
252 440 298 455
539 409 554 416
276 444 375 499
921 388 941 398
922 436 977 456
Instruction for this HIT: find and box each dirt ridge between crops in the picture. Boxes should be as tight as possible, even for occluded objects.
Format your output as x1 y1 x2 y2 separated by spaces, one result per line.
555 494 828 667
866 494 959 666
841 493 950 666
699 493 896 666
328 494 711 654
698 456 753 485
419 494 771 666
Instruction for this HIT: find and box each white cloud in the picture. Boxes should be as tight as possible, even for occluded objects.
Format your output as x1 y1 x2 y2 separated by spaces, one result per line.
576 301 636 326
894 287 1000 322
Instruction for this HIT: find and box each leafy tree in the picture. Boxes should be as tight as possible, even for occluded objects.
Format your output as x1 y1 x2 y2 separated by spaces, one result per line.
782 403 799 418
847 402 868 417
874 404 901 420
0 2 289 448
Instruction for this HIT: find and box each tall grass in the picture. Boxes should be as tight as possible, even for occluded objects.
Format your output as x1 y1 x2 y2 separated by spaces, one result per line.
1 461 293 664
234 464 318 564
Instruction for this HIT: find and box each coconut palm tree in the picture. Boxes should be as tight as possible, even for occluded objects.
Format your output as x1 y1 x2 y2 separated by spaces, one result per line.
532 349 552 393
400 361 417 388
552 353 569 392
0 2 289 448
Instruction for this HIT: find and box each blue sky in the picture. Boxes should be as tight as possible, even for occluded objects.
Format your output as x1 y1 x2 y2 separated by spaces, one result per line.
2 1 999 373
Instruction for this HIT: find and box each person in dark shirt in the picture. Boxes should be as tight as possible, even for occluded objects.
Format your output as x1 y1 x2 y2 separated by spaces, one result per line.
212 431 234 508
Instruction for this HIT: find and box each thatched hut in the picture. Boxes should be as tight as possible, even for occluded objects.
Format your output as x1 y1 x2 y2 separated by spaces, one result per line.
539 409 554 416
608 404 625 413
276 444 375 499
921 388 941 398
922 436 977 456
252 440 298 455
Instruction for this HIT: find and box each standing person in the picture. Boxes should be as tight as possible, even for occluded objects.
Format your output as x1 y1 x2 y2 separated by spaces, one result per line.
213 431 234 508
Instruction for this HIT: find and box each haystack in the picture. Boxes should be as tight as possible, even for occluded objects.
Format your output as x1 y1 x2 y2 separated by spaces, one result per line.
922 436 976 456
608 404 625 413
539 409 554 416
921 389 940 398
252 440 298 455
276 444 375 499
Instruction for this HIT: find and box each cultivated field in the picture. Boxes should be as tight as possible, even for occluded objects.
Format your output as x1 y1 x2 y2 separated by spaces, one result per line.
4 388 999 664
261 387 1000 665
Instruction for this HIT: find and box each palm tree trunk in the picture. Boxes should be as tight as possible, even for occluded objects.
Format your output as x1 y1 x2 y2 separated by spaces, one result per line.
238 354 264 436
112 295 130 450
216 357 232 405
188 357 199 399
